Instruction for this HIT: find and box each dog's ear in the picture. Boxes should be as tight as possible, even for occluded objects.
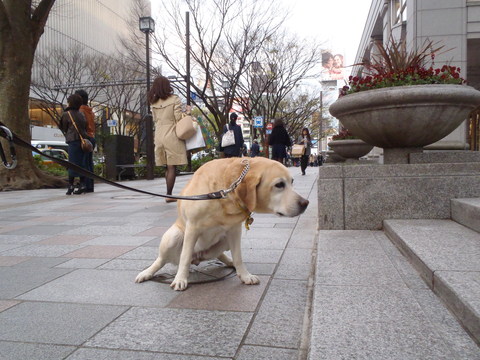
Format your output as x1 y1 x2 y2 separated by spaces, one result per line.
225 159 262 213
236 170 262 213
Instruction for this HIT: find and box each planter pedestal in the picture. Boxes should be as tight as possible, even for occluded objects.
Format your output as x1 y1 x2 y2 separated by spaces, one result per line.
384 147 423 164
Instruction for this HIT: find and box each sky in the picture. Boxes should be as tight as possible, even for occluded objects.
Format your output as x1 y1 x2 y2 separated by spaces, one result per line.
151 0 373 82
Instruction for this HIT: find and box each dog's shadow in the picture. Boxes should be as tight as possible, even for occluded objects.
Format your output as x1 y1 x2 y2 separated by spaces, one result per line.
150 260 236 285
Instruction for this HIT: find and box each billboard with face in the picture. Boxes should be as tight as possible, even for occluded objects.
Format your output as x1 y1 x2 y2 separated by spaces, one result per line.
321 51 345 81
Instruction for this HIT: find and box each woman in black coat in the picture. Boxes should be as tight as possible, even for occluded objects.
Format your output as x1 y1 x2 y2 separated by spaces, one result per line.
59 94 89 195
268 119 292 164
221 112 244 157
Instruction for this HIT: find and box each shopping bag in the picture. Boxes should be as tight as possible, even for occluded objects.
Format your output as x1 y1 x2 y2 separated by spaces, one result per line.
291 144 305 157
186 124 206 151
221 125 235 147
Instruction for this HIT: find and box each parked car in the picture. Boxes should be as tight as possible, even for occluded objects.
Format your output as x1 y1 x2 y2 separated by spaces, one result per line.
32 148 68 164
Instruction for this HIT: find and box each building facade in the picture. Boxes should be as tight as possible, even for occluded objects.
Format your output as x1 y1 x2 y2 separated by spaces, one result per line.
352 0 480 150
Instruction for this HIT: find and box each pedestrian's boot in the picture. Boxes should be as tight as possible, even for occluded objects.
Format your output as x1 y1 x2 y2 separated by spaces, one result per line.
66 185 75 195
73 183 86 195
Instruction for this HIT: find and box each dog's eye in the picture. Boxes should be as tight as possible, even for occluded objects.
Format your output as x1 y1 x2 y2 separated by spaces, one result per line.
275 182 285 189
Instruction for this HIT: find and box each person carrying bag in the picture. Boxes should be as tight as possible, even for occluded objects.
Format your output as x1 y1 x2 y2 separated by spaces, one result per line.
221 112 244 158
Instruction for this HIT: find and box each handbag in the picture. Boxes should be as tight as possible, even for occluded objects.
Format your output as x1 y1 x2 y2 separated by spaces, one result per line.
221 124 236 147
68 111 93 153
291 144 305 157
186 124 206 151
175 114 197 140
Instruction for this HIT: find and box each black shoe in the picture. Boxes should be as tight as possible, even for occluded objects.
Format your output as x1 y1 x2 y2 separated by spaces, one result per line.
302 172 306 176
66 185 75 195
73 184 86 195
85 189 94 193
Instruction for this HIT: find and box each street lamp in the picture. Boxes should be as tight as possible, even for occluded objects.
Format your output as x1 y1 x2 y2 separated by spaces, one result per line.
139 16 155 180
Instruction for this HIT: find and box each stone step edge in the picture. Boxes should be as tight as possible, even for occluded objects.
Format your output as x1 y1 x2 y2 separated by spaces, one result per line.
451 198 480 233
383 219 480 345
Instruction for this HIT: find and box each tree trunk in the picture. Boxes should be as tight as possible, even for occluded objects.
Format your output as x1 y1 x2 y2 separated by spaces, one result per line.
0 0 64 190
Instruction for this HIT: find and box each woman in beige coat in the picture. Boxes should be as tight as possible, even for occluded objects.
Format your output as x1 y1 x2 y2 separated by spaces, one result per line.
148 76 190 202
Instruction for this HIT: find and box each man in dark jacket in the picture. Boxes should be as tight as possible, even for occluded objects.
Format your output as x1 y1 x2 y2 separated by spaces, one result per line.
221 112 244 157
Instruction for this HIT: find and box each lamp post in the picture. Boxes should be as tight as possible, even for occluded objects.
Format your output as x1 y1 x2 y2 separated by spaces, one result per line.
139 16 155 180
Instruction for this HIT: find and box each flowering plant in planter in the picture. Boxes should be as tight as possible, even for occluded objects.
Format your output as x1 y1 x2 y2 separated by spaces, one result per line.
331 128 358 140
340 38 465 96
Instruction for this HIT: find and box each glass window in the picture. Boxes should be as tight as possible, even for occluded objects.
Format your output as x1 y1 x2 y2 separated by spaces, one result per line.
391 0 407 25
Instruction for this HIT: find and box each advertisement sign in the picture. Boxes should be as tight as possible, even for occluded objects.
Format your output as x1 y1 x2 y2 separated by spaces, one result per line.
321 51 345 81
266 122 273 135
253 116 263 128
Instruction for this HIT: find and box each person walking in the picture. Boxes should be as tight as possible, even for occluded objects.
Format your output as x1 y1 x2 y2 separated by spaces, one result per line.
250 139 260 157
268 119 291 164
75 89 95 193
297 128 313 175
221 112 244 158
59 94 89 195
148 76 190 203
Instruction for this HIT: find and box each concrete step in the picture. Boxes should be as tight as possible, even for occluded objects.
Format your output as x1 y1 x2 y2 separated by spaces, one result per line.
384 219 480 344
451 198 480 233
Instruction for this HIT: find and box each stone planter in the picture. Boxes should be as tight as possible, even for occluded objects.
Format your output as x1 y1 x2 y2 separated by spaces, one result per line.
329 84 480 163
328 139 373 161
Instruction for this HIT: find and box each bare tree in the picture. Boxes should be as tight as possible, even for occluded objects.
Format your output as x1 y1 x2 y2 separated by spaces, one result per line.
151 0 286 142
0 0 60 190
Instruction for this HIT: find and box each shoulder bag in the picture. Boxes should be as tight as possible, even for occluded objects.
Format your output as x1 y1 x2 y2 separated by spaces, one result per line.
221 124 236 147
291 144 305 157
175 114 197 140
68 111 93 153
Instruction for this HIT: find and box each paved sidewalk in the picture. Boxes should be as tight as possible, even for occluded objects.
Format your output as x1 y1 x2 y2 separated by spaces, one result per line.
0 166 479 359
0 167 317 360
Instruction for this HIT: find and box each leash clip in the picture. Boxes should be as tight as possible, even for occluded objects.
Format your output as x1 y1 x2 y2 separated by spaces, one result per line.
0 126 17 170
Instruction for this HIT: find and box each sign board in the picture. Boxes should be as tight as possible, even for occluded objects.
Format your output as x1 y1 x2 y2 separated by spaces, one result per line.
253 116 263 128
266 122 273 135
107 120 117 127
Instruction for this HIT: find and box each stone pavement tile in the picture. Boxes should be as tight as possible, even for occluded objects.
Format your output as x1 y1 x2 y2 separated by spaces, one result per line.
313 286 427 323
413 289 480 359
63 225 153 236
28 215 76 224
136 226 169 237
241 249 283 263
12 257 70 268
0 256 31 266
273 222 296 228
65 348 223 360
316 250 405 286
118 247 158 260
57 204 116 211
98 258 157 271
55 258 110 269
142 237 162 247
274 248 314 280
244 262 276 275
0 225 28 234
0 234 49 244
309 320 460 360
64 245 135 258
1 244 84 257
241 236 289 250
0 341 75 360
0 302 128 345
236 345 298 360
82 235 156 246
38 235 97 245
168 275 269 312
18 269 179 307
85 307 252 358
0 300 19 313
2 224 76 236
245 279 308 349
0 266 71 298
243 227 293 242
0 244 24 253
317 230 385 252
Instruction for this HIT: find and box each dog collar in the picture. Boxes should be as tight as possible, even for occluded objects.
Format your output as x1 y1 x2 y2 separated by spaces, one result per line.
235 200 254 230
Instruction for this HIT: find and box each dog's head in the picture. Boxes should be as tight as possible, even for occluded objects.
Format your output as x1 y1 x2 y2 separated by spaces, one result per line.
227 158 309 217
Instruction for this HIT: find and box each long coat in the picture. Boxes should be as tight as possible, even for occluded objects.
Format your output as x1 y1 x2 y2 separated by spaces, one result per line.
151 94 187 166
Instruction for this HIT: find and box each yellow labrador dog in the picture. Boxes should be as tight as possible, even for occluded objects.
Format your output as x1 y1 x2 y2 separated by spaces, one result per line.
135 157 309 290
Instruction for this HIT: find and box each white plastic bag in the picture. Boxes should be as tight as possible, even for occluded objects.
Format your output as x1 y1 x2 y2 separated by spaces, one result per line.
221 125 235 147
185 124 206 151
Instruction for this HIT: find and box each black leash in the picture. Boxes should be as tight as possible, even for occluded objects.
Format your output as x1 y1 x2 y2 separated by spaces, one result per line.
0 121 249 200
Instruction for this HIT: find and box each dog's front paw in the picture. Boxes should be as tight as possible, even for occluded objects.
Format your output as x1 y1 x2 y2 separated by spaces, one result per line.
135 270 153 283
170 276 188 291
239 273 260 285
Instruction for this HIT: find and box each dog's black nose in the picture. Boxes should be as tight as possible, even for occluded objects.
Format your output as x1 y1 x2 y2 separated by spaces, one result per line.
299 198 309 211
